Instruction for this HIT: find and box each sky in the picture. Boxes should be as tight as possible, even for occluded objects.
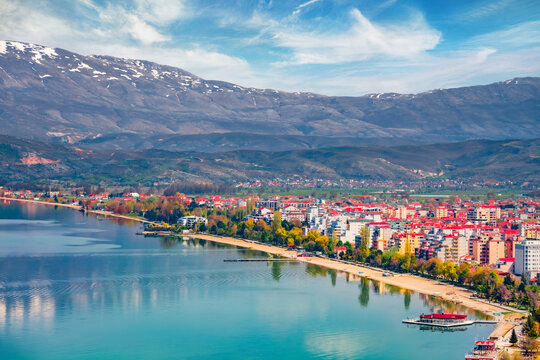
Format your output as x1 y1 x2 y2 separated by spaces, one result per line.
0 0 539 95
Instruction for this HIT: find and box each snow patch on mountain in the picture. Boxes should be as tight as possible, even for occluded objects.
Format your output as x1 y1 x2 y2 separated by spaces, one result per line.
0 41 58 63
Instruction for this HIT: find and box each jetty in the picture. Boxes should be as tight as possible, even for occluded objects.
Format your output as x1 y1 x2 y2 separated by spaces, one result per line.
224 258 297 262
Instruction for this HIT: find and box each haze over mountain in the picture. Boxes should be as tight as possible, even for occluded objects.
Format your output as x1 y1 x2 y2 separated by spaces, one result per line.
1 40 539 152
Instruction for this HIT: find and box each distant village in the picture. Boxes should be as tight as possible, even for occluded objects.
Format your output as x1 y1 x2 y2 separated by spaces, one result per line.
232 176 523 191
2 187 539 281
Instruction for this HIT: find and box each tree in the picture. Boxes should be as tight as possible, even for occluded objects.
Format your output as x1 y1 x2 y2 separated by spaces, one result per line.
525 314 538 338
271 211 282 233
404 238 411 255
274 227 286 242
290 218 302 228
288 227 303 246
359 225 370 260
510 328 518 345
244 219 255 238
315 235 329 252
306 230 321 243
505 273 516 288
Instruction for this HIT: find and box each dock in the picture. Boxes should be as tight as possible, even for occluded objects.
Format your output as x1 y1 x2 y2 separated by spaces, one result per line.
402 318 476 328
224 259 297 262
403 318 498 328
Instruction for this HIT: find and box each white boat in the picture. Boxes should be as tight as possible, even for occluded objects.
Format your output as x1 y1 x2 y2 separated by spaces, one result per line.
403 313 475 328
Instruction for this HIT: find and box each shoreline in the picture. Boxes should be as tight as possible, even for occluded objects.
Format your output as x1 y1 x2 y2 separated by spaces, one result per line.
1 197 522 343
0 197 159 224
190 233 525 346
190 234 518 315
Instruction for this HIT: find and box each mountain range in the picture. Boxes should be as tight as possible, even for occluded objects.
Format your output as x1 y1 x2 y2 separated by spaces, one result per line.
1 40 539 153
0 40 538 186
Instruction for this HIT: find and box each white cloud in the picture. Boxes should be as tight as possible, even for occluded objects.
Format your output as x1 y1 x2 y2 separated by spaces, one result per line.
86 43 254 83
273 9 441 64
0 0 538 96
468 20 540 48
461 0 515 19
262 46 540 95
292 0 321 16
123 14 169 45
80 0 174 45
0 0 254 84
134 0 186 25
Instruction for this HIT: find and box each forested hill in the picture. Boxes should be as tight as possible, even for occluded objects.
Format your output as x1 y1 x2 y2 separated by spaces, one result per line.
0 135 537 185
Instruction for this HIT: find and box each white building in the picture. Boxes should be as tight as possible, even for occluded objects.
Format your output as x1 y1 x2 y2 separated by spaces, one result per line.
178 216 207 228
514 239 540 276
281 205 305 222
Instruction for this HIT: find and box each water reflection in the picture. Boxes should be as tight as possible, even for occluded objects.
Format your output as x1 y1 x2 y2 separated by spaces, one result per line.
417 325 468 332
359 277 369 307
404 290 411 310
305 263 337 279
159 236 179 249
270 261 284 282
352 278 490 318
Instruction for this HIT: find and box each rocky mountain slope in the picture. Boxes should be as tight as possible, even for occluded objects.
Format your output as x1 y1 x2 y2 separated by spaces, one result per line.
1 40 539 151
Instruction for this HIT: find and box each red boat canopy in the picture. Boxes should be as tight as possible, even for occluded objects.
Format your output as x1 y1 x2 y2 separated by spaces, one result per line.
419 313 467 320
475 341 495 345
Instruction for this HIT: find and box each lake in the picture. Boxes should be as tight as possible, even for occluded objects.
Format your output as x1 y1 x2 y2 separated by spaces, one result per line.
0 200 493 359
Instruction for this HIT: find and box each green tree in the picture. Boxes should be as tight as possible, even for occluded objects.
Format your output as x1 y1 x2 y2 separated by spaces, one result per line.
504 273 515 288
510 328 518 345
525 315 538 338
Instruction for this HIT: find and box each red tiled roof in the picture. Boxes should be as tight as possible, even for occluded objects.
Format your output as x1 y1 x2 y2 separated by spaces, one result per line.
420 313 467 320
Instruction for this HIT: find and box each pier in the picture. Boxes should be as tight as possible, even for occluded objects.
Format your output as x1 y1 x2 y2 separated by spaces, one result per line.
224 259 297 262
403 318 498 328
402 318 476 328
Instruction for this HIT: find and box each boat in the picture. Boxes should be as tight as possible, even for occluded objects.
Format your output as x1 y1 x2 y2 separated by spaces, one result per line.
464 340 496 359
402 313 475 328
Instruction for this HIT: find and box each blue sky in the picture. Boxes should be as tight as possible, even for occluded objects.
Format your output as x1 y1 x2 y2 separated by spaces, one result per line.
1 0 539 94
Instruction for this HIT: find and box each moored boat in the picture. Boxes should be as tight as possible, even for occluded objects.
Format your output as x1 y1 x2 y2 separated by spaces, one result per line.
464 340 496 359
403 313 475 328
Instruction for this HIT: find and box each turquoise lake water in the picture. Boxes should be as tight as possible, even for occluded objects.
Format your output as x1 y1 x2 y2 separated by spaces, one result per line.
0 201 494 359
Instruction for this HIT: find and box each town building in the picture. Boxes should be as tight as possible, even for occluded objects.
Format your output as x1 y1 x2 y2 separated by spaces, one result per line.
515 239 540 276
